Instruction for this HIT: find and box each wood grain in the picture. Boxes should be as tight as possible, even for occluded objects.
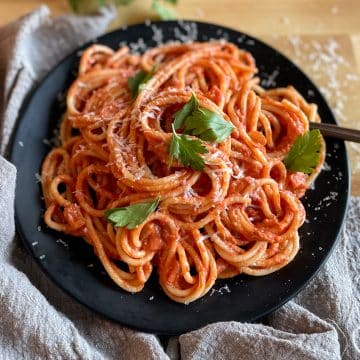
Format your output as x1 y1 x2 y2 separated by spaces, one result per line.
0 0 359 194
1 1 360 37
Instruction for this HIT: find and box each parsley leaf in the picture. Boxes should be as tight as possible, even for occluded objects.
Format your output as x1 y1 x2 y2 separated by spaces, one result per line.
68 0 80 12
174 93 199 130
283 129 322 174
114 0 134 5
152 0 177 20
128 68 154 98
174 93 234 142
105 198 160 229
168 125 208 171
184 108 235 143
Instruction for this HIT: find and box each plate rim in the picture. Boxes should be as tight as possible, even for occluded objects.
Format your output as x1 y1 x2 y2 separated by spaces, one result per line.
8 20 351 335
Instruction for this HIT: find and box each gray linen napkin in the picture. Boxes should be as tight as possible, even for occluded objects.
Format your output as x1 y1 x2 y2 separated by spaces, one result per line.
0 6 359 360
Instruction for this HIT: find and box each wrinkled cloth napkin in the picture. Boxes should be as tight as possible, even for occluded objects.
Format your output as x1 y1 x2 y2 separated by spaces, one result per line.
0 6 359 360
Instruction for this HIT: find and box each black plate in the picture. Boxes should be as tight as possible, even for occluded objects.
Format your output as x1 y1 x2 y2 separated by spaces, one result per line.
9 21 350 335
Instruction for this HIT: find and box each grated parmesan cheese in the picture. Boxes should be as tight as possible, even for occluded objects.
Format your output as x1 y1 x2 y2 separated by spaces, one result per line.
152 25 164 45
35 173 42 183
280 16 290 25
209 284 231 296
331 6 339 15
56 238 69 248
174 21 198 43
261 69 280 88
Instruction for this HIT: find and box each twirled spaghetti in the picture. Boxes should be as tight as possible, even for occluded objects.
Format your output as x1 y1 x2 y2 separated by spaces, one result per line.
41 41 325 303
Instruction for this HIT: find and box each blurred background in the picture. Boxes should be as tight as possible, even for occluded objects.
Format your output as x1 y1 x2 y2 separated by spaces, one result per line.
1 0 360 194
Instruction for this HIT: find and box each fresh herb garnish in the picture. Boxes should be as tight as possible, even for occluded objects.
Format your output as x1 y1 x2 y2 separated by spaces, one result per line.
128 68 154 98
184 108 235 143
174 93 234 143
105 198 159 229
151 0 177 20
283 129 322 174
68 0 178 19
115 0 134 5
68 0 80 12
174 93 199 129
168 124 208 171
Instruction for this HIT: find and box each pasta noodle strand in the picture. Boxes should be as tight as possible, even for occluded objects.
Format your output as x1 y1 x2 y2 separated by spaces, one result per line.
41 42 324 303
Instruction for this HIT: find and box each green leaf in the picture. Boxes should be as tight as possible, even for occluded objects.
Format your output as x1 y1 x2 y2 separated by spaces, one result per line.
139 69 155 91
174 93 234 142
283 129 322 174
168 125 208 171
114 0 134 5
128 70 147 98
68 0 80 12
128 68 154 98
105 198 160 229
184 108 235 143
68 0 109 12
174 93 199 130
152 0 177 20
163 0 177 4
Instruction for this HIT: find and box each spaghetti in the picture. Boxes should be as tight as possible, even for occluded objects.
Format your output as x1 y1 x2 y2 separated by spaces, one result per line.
41 42 325 303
